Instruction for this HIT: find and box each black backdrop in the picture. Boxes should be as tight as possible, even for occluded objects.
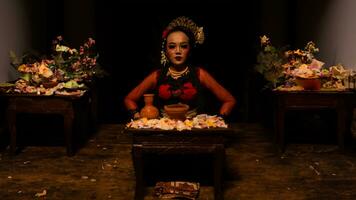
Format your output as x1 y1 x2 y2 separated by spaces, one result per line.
93 1 261 123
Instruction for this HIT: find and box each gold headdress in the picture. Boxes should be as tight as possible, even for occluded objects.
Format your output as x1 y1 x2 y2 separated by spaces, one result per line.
161 16 205 65
164 16 205 45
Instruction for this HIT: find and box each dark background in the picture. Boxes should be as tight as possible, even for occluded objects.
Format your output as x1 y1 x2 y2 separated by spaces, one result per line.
94 1 259 123
19 0 332 124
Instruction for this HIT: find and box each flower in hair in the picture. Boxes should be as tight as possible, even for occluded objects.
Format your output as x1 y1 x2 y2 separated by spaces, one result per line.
162 29 169 39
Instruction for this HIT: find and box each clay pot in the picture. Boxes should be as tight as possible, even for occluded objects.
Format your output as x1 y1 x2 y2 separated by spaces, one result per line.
140 94 159 119
164 104 189 121
295 78 321 90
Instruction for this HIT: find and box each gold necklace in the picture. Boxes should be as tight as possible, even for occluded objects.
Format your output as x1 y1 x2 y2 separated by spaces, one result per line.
167 66 189 79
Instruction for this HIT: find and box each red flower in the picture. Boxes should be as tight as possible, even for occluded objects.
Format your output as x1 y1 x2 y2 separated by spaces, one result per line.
158 84 171 99
162 29 169 39
180 82 197 101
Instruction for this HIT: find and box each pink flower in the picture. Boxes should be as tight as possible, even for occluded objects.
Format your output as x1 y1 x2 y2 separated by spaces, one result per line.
88 38 95 46
79 46 84 55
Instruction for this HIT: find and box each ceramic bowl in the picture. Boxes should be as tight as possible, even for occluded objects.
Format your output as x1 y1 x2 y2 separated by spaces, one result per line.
295 78 321 90
164 104 189 120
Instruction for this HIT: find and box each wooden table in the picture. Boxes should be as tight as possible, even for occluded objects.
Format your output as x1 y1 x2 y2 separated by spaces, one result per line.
126 127 232 200
273 90 354 152
2 93 91 156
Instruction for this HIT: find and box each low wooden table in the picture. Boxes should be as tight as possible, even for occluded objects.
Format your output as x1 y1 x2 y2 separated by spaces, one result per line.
126 127 232 200
273 90 354 152
2 93 91 156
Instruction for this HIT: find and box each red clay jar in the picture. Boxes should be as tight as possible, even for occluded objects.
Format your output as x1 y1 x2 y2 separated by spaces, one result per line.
140 94 159 119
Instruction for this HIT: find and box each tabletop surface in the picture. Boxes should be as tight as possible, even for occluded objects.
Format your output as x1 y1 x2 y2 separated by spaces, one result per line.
272 89 355 95
125 126 235 138
0 92 87 100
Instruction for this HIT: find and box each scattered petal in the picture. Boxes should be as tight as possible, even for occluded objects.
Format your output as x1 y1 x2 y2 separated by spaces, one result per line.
309 165 320 176
35 190 47 197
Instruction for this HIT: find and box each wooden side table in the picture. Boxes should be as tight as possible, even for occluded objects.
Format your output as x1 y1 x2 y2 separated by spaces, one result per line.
126 128 231 200
4 93 90 156
273 90 354 152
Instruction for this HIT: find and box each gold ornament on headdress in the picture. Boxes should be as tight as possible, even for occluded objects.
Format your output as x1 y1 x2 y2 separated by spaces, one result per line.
166 16 205 45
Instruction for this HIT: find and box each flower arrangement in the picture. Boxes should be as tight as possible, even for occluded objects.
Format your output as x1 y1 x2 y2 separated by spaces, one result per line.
6 36 106 96
256 35 349 90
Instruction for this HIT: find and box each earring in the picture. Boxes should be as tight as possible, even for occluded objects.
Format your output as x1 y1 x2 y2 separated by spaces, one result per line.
160 51 168 66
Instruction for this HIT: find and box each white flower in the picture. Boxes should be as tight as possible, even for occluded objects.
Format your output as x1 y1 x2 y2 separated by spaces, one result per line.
55 44 70 52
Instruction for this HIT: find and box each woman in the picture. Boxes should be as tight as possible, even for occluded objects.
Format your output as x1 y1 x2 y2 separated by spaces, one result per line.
124 16 236 119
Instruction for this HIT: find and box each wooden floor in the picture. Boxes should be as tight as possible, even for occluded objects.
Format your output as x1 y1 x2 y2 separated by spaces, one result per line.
0 123 356 199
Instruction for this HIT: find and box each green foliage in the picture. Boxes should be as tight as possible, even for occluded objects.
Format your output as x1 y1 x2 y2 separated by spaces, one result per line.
255 37 286 88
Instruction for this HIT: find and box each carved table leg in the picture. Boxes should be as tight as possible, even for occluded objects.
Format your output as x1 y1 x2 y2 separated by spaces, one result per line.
214 144 224 200
275 104 286 153
132 144 144 200
64 110 74 156
7 109 16 155
337 106 346 150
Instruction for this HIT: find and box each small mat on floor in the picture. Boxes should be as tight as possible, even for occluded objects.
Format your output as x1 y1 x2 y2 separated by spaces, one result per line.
154 181 200 199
